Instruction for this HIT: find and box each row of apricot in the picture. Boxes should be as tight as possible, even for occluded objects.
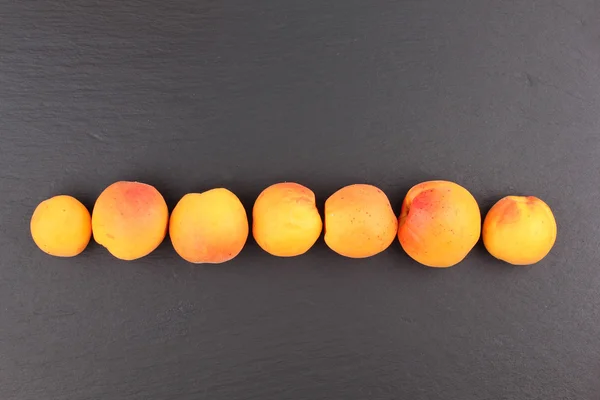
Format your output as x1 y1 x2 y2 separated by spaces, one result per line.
30 180 557 267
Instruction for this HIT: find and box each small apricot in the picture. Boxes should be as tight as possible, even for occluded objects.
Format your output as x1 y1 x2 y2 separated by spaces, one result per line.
324 184 397 258
483 196 557 265
30 195 92 257
253 182 322 257
92 181 169 260
170 188 248 263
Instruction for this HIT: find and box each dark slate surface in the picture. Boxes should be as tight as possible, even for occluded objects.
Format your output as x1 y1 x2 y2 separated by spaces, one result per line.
1 1 599 399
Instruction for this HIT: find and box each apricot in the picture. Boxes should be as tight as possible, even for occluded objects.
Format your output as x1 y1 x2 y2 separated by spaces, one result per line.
30 195 92 257
169 188 248 263
398 180 481 268
483 196 557 265
324 184 397 258
252 182 322 257
92 181 168 260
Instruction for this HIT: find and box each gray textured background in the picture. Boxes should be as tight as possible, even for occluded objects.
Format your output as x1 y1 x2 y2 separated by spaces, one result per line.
1 1 599 399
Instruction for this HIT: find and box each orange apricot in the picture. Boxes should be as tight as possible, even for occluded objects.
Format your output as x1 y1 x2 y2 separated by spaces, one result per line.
92 181 168 260
324 184 397 258
483 196 557 265
252 182 322 257
30 195 92 257
398 180 481 268
169 188 248 263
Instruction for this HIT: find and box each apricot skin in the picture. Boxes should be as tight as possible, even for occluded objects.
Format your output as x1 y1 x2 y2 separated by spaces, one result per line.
253 182 322 257
398 180 481 268
92 181 169 261
169 188 249 264
324 184 397 258
483 196 557 265
30 195 92 257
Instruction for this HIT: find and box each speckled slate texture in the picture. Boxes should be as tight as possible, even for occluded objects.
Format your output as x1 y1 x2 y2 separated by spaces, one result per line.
1 1 599 399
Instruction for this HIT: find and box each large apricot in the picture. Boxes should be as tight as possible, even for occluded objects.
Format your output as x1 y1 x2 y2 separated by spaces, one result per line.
30 195 92 257
324 184 397 258
169 188 248 263
483 196 557 265
253 182 322 257
92 181 168 260
398 180 481 268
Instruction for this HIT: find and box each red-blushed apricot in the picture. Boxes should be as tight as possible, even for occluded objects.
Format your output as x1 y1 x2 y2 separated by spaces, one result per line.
324 184 397 258
169 188 248 263
92 181 168 260
398 180 481 268
30 195 92 257
252 182 322 257
483 196 557 265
